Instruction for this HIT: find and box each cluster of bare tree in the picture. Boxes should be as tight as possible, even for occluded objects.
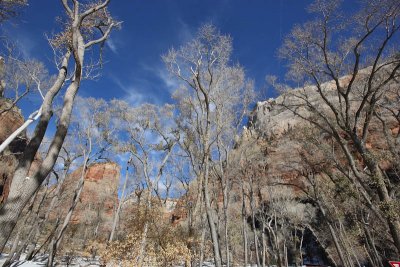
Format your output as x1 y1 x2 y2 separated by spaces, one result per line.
272 0 400 265
0 0 399 266
0 0 121 265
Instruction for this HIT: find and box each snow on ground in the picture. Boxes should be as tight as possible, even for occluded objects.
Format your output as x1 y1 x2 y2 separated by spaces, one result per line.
0 254 267 267
0 254 101 266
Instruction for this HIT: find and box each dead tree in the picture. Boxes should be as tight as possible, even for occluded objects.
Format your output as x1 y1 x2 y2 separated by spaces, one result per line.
163 24 253 267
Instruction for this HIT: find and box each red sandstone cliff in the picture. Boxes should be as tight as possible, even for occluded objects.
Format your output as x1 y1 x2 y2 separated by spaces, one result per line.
58 162 120 235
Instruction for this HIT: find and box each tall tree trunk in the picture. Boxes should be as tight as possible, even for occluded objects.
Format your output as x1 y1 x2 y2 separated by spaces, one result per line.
137 221 149 267
362 223 383 267
353 137 400 255
249 183 260 267
283 240 288 267
47 156 89 267
2 229 21 267
199 222 206 267
0 3 117 251
327 222 348 267
298 229 304 267
203 157 222 267
203 184 222 267
262 221 267 267
25 165 71 261
316 201 348 267
137 179 153 267
338 221 358 267
271 222 282 267
0 48 74 252
109 162 129 242
251 212 260 267
10 176 50 263
1 187 40 267
242 184 248 267
222 171 231 267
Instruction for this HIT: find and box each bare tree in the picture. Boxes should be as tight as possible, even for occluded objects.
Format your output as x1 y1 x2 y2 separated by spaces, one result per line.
47 96 113 266
0 0 27 23
0 44 51 153
0 42 50 110
109 156 131 242
163 24 254 267
278 0 400 255
110 100 178 266
20 139 82 263
211 78 254 267
0 0 119 251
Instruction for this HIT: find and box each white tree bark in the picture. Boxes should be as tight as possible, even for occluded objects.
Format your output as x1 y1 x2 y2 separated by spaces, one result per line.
0 108 42 154
109 160 130 242
0 0 118 252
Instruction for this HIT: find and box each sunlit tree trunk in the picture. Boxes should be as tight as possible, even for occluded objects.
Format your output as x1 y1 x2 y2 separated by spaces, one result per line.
109 160 130 242
47 152 89 267
0 0 118 252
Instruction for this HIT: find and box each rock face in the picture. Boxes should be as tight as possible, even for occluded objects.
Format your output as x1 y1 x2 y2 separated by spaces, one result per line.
0 99 25 144
249 74 363 140
62 162 120 229
170 195 190 224
244 68 400 264
0 98 43 204
247 69 399 179
82 162 120 220
0 98 26 204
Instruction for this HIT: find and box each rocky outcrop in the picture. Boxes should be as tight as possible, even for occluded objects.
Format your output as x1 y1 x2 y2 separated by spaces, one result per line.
243 68 400 264
249 73 367 139
59 162 120 234
247 68 399 180
0 98 26 204
0 98 43 204
0 99 25 144
170 195 190 224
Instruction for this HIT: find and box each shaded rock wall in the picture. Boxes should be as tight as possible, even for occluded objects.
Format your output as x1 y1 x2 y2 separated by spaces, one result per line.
0 98 25 204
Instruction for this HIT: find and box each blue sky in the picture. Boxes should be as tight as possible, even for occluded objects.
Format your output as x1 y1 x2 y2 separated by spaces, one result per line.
2 0 361 196
3 0 323 111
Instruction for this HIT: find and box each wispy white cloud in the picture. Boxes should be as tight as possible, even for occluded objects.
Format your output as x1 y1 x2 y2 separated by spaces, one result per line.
106 38 118 54
157 68 180 93
112 76 145 106
125 90 145 106
109 20 195 106
141 64 180 94
177 18 194 43
3 27 36 59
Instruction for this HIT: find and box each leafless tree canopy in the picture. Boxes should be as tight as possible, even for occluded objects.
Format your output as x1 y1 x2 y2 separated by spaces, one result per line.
0 0 27 23
1 1 400 266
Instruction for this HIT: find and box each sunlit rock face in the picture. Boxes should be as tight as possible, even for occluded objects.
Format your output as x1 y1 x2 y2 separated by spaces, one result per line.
248 68 399 181
60 162 120 232
83 162 120 219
